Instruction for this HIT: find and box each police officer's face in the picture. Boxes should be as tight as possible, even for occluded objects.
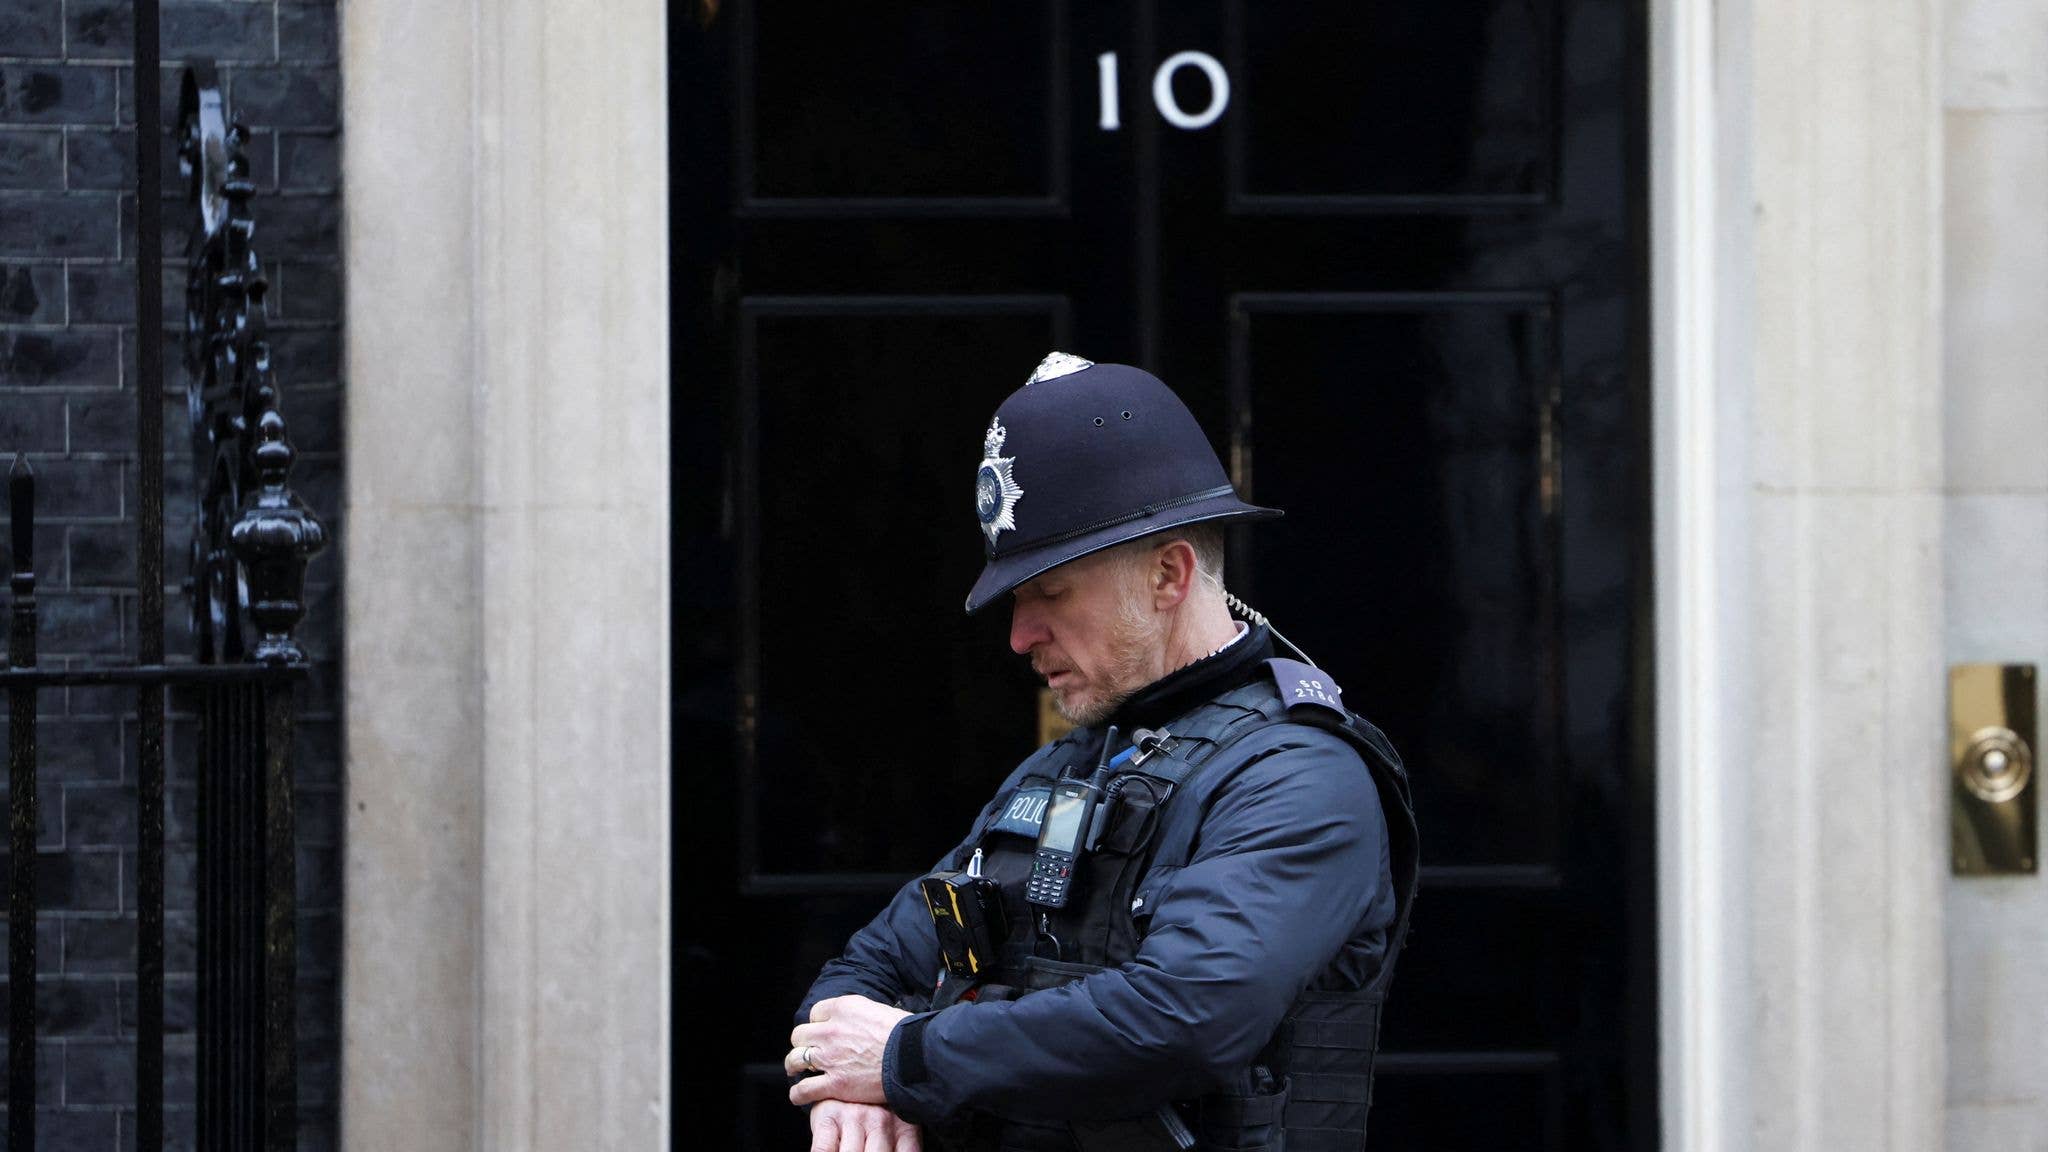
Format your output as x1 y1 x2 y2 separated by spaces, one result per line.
1009 548 1161 726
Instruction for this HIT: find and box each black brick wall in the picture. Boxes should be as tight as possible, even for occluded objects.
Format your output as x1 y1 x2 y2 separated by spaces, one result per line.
0 2 343 1149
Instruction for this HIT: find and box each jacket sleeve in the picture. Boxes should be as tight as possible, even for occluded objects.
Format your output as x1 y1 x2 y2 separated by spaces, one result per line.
795 872 946 1023
795 776 1025 1024
880 728 1390 1125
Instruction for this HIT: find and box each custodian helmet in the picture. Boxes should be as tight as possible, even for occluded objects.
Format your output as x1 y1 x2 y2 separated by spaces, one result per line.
965 352 1281 613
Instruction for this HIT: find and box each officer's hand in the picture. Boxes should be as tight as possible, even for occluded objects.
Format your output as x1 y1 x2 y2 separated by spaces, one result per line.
806 1100 921 1152
787 995 911 1108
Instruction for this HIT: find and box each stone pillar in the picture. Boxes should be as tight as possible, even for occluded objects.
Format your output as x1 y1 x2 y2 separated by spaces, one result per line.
339 0 481 1144
339 0 671 1146
1657 0 1947 1148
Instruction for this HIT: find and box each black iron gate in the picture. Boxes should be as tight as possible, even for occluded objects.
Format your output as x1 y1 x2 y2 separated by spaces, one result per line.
1 41 324 1152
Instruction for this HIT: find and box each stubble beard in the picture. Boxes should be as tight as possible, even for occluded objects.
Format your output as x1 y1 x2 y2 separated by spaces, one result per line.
1050 586 1163 728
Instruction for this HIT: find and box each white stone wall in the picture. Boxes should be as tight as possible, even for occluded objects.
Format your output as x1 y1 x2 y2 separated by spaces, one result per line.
1944 2 2048 1148
1745 3 1949 1148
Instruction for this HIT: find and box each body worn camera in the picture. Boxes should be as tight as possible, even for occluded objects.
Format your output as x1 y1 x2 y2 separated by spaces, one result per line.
920 850 1007 979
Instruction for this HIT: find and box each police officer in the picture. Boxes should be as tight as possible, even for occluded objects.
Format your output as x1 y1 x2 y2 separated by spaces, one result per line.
785 354 1419 1152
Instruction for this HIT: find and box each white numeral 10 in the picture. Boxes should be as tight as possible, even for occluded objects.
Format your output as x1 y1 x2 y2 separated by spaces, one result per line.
1097 50 1231 132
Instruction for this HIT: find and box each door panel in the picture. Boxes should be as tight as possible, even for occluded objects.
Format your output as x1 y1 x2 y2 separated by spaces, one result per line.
672 2 1650 1147
1231 298 1563 867
1229 0 1555 205
1371 1066 1559 1146
741 1 1066 209
742 304 1067 880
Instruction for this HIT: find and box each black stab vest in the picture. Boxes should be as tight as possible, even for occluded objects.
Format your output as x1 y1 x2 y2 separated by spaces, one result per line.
931 661 1421 1152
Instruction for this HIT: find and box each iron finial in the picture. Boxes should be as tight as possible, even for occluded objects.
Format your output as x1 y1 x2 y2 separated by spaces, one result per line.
229 411 327 665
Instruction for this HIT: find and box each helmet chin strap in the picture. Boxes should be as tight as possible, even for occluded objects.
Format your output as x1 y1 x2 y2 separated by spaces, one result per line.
1223 590 1319 667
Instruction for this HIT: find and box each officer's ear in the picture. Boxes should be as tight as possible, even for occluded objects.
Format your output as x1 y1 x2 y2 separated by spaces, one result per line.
1149 538 1200 610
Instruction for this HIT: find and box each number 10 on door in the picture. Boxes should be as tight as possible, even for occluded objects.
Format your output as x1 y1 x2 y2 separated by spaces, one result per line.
1098 51 1232 131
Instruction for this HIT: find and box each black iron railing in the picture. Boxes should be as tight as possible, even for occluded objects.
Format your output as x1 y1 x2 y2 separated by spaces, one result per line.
0 46 325 1152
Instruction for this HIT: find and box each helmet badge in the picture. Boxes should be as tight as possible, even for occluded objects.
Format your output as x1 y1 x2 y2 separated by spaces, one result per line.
1025 351 1094 385
976 417 1024 546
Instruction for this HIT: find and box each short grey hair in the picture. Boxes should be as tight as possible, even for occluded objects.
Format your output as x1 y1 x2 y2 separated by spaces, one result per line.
1109 522 1227 590
1179 522 1227 586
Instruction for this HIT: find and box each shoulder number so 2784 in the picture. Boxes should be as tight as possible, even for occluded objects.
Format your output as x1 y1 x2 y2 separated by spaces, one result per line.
1295 679 1339 707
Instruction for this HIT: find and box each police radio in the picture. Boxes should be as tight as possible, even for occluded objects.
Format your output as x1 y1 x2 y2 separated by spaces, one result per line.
1027 726 1130 910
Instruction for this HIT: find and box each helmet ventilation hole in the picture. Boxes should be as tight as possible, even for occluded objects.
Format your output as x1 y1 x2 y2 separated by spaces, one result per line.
1093 417 1105 427
1121 411 1133 420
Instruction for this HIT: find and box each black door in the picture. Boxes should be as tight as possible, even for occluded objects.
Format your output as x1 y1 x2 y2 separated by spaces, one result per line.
671 2 1652 1148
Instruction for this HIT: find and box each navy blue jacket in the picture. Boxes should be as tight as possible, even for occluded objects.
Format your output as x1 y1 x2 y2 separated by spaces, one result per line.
797 630 1395 1126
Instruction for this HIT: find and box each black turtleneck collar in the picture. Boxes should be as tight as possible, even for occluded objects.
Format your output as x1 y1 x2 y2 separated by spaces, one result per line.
1109 623 1275 734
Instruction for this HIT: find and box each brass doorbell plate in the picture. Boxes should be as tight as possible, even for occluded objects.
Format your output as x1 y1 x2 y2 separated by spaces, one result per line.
1951 664 2037 875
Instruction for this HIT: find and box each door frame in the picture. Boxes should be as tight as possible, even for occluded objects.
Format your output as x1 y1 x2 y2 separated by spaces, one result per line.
1649 0 1725 1146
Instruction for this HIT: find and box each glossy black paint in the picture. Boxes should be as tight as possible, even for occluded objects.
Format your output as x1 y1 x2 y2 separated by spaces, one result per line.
7 458 38 1152
135 6 167 1148
178 62 325 1152
0 56 321 1152
672 2 1652 1147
